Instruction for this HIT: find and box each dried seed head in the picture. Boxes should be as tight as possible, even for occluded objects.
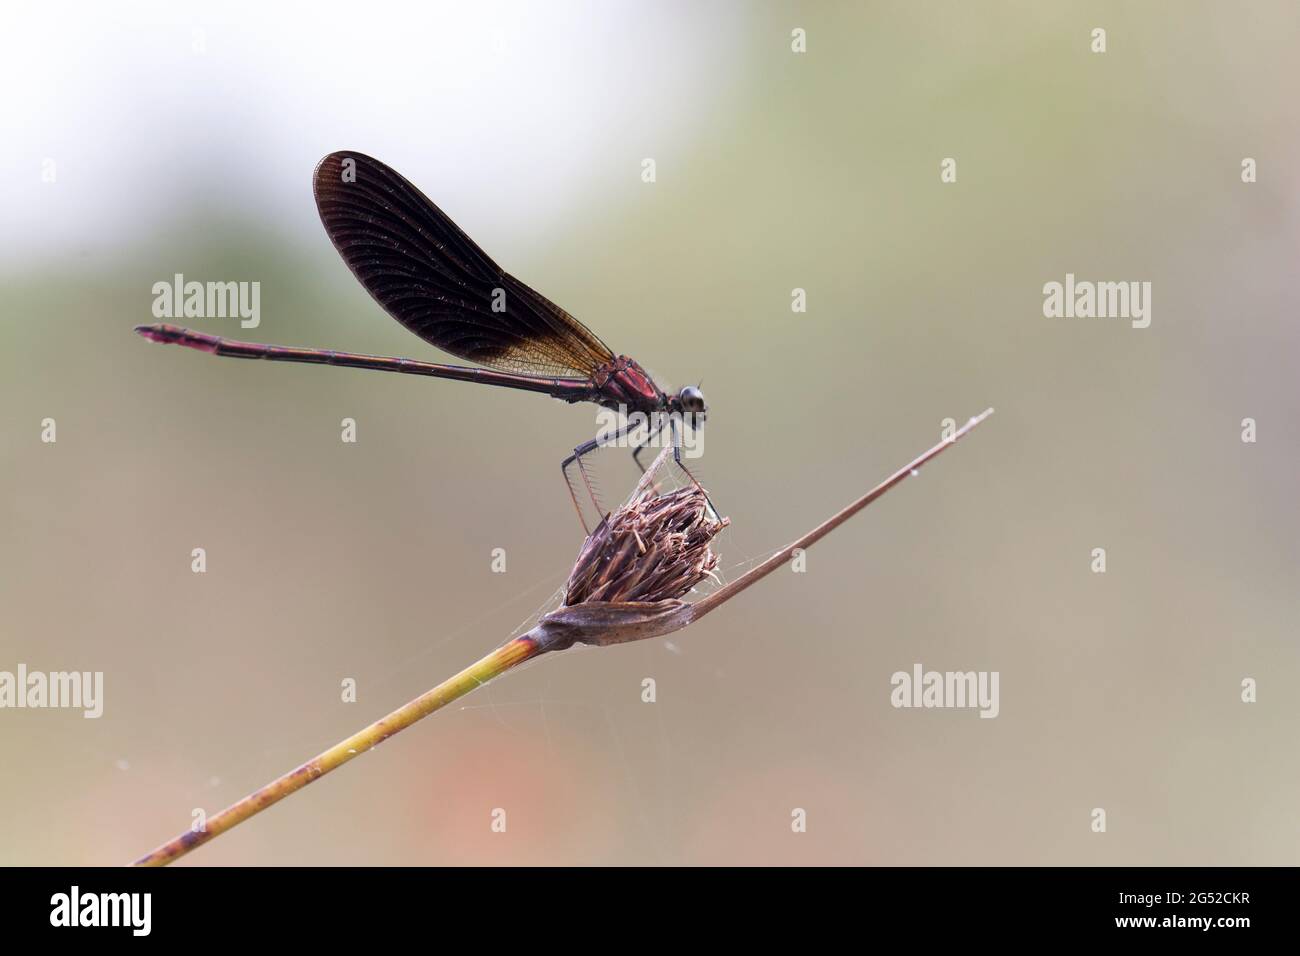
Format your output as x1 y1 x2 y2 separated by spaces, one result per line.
564 483 728 607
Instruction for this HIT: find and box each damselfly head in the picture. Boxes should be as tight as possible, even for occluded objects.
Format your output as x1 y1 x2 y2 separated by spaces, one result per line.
675 385 706 415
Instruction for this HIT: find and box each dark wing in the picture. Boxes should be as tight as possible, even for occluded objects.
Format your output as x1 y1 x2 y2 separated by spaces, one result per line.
312 150 614 378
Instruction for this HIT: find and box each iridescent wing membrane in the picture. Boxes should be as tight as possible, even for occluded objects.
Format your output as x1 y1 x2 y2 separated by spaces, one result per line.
313 151 614 378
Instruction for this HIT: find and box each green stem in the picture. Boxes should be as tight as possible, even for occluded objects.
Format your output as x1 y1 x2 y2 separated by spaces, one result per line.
132 634 544 866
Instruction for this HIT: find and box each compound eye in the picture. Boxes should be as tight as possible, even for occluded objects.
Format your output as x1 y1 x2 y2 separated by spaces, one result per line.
679 386 704 412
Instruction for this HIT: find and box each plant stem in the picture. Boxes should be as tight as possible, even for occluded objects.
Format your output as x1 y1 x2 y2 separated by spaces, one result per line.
688 407 994 622
130 407 993 866
131 634 544 866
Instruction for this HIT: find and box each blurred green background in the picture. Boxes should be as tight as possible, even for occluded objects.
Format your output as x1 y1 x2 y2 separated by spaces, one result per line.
2 1 1297 865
